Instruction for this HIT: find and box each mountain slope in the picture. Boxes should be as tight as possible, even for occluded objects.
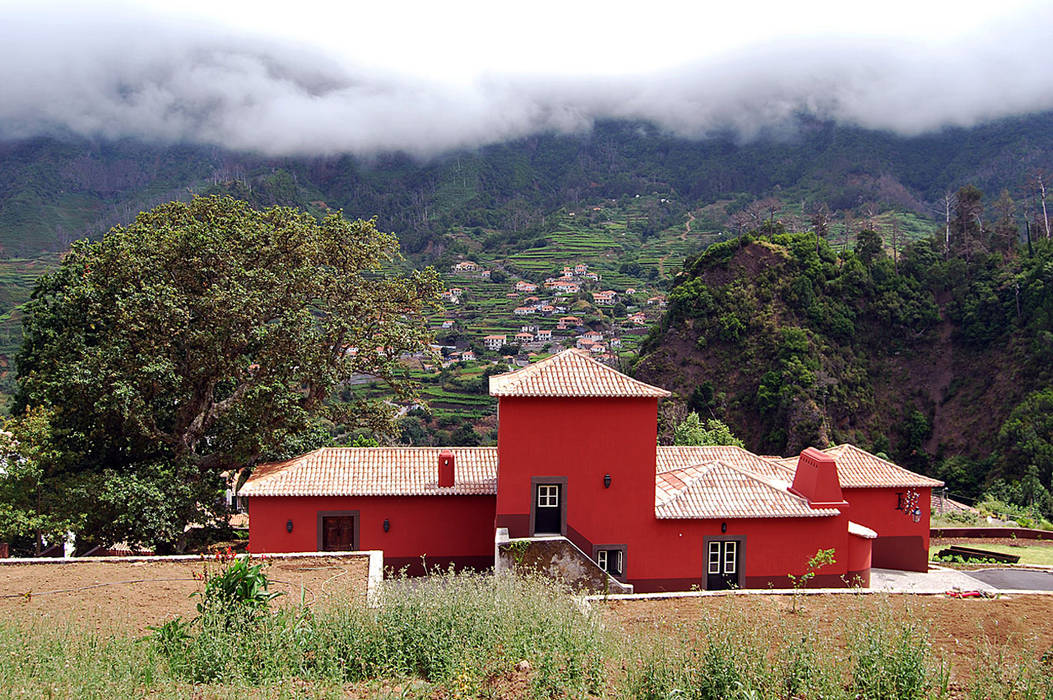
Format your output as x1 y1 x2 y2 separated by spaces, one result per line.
634 231 1053 496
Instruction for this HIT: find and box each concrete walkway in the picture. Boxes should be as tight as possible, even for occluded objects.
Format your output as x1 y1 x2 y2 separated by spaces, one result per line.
870 566 998 594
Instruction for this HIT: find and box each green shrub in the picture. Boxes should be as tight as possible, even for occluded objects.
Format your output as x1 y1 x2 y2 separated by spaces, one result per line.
849 620 939 699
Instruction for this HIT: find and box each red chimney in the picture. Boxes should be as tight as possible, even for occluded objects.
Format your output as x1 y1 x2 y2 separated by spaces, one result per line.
789 447 849 509
438 451 455 487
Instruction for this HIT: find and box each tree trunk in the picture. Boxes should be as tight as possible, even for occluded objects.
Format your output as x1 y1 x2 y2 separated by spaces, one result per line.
944 192 952 256
1039 174 1050 239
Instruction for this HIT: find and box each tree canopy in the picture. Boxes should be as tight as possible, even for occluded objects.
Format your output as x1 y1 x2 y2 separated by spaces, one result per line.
672 413 745 448
12 195 440 550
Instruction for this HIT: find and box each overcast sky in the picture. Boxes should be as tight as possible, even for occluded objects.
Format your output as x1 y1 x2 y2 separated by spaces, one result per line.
2 0 1052 156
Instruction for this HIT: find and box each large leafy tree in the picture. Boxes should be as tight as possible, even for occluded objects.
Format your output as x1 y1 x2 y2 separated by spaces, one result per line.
0 406 80 555
14 195 441 550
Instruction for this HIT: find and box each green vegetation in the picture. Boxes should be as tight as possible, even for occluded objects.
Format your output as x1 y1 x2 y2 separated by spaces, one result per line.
639 207 1053 504
672 412 745 447
930 543 1053 566
9 568 1053 698
147 569 609 698
5 196 440 553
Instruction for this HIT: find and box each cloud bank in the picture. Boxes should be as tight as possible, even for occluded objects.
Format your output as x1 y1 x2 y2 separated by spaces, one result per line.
3 5 1053 157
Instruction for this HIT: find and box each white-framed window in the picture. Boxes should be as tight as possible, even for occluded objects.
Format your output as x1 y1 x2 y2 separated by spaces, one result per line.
708 541 721 574
538 485 559 508
723 541 737 574
596 549 623 576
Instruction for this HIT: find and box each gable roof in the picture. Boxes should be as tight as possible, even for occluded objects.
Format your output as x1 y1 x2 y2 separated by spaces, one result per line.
238 447 498 497
489 349 670 398
655 461 838 519
766 444 944 489
657 445 792 482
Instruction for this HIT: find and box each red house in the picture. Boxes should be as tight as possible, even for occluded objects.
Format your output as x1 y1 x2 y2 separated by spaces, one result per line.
240 350 941 591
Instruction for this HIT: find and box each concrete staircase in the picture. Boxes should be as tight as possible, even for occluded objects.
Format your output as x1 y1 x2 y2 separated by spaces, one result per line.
494 528 634 594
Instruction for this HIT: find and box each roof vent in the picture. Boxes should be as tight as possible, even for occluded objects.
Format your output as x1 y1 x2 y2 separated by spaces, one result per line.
438 451 455 487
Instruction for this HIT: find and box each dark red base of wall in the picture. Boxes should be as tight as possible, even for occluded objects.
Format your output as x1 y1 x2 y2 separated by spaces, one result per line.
873 536 927 571
384 555 494 577
630 570 870 593
495 514 529 537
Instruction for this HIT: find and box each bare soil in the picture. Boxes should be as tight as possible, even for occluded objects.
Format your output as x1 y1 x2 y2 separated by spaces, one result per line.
602 593 1053 684
0 555 369 633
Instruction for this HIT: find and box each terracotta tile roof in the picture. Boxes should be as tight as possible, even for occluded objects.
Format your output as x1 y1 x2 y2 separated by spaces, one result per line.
655 461 838 519
766 444 944 489
657 445 792 482
489 349 671 398
238 447 498 497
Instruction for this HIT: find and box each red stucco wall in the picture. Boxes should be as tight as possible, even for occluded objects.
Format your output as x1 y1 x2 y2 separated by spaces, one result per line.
493 396 862 591
842 487 932 571
246 494 496 573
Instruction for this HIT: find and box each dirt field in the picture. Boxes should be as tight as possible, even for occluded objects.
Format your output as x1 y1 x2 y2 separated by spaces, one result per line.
0 554 370 633
602 593 1053 683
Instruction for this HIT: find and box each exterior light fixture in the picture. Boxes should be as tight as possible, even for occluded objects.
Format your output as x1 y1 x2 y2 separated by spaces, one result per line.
721 522 727 533
286 519 294 533
383 519 390 532
603 474 612 489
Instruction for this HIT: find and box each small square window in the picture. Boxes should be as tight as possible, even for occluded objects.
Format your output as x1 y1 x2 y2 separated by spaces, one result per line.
538 485 559 508
596 548 623 576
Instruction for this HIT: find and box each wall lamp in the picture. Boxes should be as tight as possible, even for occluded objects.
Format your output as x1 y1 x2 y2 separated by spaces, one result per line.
721 522 727 533
383 519 390 533
286 519 294 533
603 474 612 489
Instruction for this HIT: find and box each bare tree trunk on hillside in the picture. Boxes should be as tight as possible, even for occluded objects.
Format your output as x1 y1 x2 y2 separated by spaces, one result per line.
809 202 830 256
1039 173 1050 238
944 192 952 256
890 214 900 274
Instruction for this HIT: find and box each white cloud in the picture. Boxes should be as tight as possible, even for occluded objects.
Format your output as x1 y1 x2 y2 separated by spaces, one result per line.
1 1 1052 155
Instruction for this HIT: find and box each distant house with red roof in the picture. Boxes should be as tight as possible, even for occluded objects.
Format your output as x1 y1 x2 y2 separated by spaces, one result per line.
482 334 507 350
242 349 940 591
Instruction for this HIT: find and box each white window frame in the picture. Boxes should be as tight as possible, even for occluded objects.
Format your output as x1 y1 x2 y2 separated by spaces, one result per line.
596 549 624 576
708 541 721 574
537 484 559 508
723 541 737 575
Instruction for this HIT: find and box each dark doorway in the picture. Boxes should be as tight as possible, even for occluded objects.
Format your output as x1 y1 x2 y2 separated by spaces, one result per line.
705 539 741 590
318 511 358 551
533 482 564 534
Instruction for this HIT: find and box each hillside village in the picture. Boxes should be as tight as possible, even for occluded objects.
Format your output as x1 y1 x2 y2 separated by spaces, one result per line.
438 260 665 366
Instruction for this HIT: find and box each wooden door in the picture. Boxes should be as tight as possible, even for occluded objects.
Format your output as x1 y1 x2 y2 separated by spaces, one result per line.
706 540 740 590
321 515 357 551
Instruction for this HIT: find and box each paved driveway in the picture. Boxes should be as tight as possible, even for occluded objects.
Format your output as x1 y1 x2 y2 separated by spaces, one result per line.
961 568 1053 591
870 566 998 593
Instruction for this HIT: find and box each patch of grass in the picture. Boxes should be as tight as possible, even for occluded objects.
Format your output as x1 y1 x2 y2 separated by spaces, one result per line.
929 542 1053 566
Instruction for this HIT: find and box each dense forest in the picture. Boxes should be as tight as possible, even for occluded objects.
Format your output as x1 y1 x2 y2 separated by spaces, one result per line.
635 190 1053 512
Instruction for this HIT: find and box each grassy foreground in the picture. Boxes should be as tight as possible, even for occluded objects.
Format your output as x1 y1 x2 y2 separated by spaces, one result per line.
2 569 1053 699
